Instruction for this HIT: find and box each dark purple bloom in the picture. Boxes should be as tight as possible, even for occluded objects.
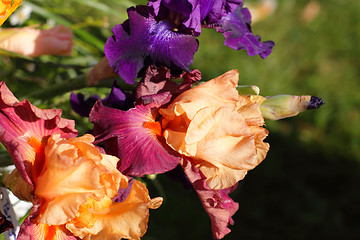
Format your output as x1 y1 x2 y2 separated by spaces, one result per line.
147 0 274 58
105 5 199 84
216 3 274 58
70 82 134 117
89 92 181 176
70 93 100 117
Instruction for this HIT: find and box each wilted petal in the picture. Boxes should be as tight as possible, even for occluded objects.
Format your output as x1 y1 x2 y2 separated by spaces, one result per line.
181 159 239 239
0 82 77 185
104 6 198 84
217 3 274 58
136 65 201 99
89 93 181 176
66 179 163 240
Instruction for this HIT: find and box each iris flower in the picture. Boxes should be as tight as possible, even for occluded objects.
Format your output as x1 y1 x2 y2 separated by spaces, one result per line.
105 1 274 84
0 82 162 240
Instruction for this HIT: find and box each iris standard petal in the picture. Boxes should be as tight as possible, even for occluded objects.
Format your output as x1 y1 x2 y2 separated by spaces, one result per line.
104 6 198 84
217 3 274 58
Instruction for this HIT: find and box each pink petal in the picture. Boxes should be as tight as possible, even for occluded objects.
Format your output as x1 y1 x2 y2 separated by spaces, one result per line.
181 159 239 239
0 82 78 185
89 93 181 176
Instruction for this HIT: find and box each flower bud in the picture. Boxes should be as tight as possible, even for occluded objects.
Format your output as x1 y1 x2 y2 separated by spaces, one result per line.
260 95 324 120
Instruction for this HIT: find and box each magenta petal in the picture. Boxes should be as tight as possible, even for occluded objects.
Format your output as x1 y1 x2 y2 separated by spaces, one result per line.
0 82 78 185
89 93 181 176
182 159 239 239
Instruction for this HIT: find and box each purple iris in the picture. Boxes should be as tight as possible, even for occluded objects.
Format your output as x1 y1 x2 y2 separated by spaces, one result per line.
105 5 199 84
105 0 274 85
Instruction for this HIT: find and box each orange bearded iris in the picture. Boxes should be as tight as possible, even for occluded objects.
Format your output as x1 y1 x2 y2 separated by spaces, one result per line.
160 70 270 190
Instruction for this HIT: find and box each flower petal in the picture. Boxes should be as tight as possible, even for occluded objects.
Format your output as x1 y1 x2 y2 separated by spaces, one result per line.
89 94 181 176
34 134 122 225
136 65 201 99
181 159 239 239
0 82 77 186
66 179 163 240
104 6 198 84
217 3 274 58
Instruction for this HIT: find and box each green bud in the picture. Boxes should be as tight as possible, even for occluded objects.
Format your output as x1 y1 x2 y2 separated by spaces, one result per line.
260 95 324 120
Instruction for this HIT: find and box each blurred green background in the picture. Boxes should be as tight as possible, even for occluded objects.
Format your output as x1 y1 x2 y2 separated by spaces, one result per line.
1 0 360 239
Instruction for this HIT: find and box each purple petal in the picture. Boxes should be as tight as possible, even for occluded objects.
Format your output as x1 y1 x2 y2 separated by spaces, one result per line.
217 3 274 58
112 178 135 203
105 6 199 84
182 159 239 239
201 0 242 26
70 92 100 117
89 93 181 176
148 0 202 35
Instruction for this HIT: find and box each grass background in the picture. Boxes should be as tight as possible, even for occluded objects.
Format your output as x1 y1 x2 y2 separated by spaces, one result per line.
1 0 360 239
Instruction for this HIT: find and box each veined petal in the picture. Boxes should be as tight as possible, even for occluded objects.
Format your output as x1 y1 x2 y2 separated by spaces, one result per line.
66 179 163 240
89 93 181 176
181 159 239 239
0 82 77 186
217 3 274 58
104 6 198 84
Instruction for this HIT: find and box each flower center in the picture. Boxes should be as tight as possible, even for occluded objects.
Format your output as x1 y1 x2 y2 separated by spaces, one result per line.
143 121 162 137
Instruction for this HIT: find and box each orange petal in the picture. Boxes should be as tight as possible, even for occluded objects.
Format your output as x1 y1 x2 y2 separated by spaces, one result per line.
66 180 162 240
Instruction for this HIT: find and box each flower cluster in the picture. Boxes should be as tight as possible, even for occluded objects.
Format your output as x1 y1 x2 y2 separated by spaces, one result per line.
0 0 324 239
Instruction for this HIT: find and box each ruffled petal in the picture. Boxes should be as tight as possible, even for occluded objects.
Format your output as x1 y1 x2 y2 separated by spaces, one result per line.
181 159 239 239
160 70 269 190
66 179 163 240
34 134 122 226
104 6 198 84
217 3 274 58
160 69 239 121
89 93 181 176
0 82 78 186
